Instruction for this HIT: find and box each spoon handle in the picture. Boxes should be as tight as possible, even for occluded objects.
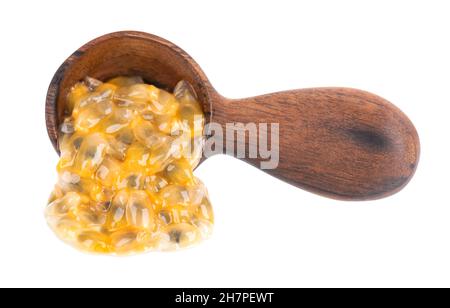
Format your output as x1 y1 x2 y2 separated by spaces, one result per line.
210 87 419 200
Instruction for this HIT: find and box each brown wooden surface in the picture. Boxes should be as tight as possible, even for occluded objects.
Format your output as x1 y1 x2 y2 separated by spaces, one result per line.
46 31 215 153
46 31 420 201
213 89 419 200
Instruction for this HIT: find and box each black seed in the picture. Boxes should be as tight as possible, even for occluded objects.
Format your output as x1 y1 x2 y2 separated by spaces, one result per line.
132 202 143 209
84 76 102 91
73 137 83 149
99 201 111 212
60 121 74 134
117 132 134 145
85 147 97 158
72 182 83 192
169 229 182 244
159 211 171 224
127 175 138 188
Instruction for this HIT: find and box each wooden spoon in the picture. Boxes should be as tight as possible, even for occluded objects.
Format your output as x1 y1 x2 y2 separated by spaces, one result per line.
45 31 420 201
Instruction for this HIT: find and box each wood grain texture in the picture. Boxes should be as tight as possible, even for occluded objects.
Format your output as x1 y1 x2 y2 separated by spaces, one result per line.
212 89 420 200
46 31 215 153
46 31 420 201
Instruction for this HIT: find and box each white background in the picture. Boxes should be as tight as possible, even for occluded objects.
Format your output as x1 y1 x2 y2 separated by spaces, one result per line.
0 0 449 288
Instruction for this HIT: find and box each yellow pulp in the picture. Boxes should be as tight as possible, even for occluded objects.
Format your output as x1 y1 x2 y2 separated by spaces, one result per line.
46 76 213 254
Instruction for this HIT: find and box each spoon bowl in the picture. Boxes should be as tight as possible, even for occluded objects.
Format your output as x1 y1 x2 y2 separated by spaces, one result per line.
46 31 420 201
46 31 215 150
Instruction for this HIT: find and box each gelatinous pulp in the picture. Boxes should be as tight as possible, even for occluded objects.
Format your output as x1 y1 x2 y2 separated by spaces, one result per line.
46 76 213 254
